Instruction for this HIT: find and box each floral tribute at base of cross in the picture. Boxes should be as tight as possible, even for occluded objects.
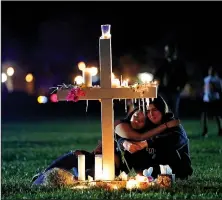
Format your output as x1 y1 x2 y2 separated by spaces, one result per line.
70 165 174 191
41 165 174 191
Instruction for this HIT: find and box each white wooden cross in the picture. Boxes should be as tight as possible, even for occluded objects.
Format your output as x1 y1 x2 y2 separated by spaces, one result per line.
57 25 157 181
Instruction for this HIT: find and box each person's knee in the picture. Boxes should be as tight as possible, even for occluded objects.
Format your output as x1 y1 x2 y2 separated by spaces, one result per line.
72 150 84 156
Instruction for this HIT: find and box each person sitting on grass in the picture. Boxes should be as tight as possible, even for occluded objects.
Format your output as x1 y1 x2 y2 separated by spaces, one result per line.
31 102 180 186
115 95 193 180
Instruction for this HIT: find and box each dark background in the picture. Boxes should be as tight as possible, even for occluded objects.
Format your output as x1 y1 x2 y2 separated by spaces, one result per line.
2 1 222 121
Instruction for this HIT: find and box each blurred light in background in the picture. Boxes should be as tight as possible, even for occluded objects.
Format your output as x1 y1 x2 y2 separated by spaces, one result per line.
78 62 86 71
74 75 84 85
138 72 154 83
50 94 58 103
37 96 48 104
2 73 7 83
25 73 34 82
6 67 15 76
90 67 98 76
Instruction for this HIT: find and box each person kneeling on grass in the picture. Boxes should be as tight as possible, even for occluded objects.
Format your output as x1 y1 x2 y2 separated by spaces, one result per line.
31 105 179 186
115 95 193 180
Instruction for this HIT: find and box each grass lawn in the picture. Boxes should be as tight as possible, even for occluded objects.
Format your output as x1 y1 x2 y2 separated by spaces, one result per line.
2 119 222 199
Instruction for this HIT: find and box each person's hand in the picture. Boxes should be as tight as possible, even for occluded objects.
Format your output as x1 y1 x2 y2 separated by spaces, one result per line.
166 119 180 128
123 140 148 154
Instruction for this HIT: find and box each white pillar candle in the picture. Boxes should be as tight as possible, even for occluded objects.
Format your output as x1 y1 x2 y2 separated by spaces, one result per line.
95 154 103 180
120 75 123 86
121 80 128 87
125 79 129 87
78 155 85 181
112 78 120 88
83 68 92 87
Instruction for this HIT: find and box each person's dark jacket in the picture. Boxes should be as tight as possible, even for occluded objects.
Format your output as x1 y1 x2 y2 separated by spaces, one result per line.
116 112 193 180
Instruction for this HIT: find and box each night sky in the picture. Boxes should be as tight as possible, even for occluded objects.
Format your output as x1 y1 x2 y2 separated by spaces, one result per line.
2 1 222 70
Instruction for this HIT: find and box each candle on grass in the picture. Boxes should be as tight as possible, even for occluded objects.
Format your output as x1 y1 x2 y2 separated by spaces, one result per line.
95 155 103 180
78 155 85 181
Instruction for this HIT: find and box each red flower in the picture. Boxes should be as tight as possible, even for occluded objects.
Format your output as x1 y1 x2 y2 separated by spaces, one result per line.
66 87 85 102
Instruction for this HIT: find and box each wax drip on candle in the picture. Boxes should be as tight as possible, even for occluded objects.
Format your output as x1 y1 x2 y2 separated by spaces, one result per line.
152 98 154 101
134 99 137 103
142 98 145 114
86 100 88 112
125 99 127 113
146 98 150 110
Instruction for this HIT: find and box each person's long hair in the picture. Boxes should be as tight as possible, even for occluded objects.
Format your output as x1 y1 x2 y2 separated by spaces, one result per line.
148 96 174 124
124 96 172 131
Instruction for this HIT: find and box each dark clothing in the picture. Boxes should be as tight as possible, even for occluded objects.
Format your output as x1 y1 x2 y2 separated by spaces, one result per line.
117 113 193 180
159 92 181 118
155 59 188 94
202 100 221 116
32 150 95 185
32 142 121 184
44 150 95 173
202 100 222 134
155 59 188 117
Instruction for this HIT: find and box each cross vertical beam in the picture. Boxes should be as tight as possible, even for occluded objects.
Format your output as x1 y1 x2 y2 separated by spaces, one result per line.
99 38 115 180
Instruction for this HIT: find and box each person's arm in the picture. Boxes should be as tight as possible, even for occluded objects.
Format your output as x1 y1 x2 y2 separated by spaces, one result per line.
115 119 180 141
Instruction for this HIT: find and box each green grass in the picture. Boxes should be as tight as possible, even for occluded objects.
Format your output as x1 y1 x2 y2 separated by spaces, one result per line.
2 119 222 199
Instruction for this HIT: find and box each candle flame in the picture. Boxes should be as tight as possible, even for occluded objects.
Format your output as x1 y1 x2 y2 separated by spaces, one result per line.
78 62 86 71
74 75 84 85
126 179 137 190
90 67 98 76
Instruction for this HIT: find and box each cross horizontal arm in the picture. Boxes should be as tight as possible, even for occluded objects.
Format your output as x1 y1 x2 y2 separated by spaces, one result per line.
57 87 157 101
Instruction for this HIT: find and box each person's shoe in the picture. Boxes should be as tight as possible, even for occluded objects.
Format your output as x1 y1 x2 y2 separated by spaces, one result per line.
31 172 42 183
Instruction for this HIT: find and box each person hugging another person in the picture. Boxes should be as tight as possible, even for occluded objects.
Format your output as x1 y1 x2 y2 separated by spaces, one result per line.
31 97 181 187
115 95 193 180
